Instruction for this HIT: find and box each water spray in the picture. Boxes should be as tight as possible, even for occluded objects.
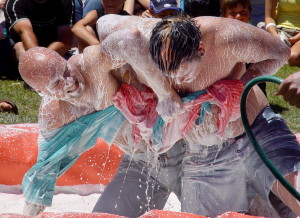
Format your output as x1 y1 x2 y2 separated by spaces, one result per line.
240 75 300 201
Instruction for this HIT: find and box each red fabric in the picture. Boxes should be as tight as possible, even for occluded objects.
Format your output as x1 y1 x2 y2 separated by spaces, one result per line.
113 83 158 148
113 80 244 153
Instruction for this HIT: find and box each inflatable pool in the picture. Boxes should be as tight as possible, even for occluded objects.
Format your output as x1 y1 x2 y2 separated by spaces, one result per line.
0 123 277 217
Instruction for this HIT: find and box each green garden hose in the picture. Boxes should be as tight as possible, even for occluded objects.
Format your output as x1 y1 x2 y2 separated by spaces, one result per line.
240 75 300 201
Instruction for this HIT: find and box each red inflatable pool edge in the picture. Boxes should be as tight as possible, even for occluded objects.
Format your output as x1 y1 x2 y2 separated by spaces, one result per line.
0 211 265 218
0 212 126 218
1 123 293 217
0 123 123 187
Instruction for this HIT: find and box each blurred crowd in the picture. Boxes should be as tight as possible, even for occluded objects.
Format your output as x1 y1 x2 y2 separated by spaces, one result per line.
0 0 299 113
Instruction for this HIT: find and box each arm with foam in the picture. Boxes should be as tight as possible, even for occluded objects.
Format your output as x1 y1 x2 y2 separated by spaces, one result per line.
100 28 183 121
224 21 291 84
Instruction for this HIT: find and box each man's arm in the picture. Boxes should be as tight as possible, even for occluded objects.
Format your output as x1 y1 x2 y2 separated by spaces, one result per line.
38 98 67 131
100 28 184 121
72 10 100 46
228 22 291 84
265 0 280 39
97 14 157 42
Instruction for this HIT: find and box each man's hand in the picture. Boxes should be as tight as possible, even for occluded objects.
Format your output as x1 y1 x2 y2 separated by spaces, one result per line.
275 71 300 108
156 93 184 122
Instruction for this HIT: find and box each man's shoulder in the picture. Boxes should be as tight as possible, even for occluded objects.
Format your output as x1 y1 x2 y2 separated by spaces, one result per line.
198 16 260 35
196 16 248 27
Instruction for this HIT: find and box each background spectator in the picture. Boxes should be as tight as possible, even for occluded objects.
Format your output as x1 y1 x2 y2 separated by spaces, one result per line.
4 0 75 60
140 0 182 18
265 0 300 66
74 0 102 23
0 0 19 79
221 0 251 23
72 0 129 53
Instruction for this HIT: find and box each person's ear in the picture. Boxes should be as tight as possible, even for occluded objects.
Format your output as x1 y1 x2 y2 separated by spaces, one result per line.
199 41 205 56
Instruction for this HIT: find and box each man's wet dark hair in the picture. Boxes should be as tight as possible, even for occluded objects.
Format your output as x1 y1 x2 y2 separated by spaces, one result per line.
150 15 201 74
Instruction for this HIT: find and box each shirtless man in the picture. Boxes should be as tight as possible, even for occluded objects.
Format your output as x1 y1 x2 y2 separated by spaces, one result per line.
95 15 300 217
18 42 185 216
18 45 127 215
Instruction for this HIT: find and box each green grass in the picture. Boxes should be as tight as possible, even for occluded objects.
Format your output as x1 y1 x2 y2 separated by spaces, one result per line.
0 80 40 124
1 65 300 133
267 65 300 133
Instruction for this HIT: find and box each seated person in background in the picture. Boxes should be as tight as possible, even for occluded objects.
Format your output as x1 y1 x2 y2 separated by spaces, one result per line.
221 0 251 23
4 0 74 60
265 0 300 66
140 0 182 18
96 14 300 217
74 0 102 23
184 0 220 17
123 0 149 15
0 0 20 79
72 0 130 53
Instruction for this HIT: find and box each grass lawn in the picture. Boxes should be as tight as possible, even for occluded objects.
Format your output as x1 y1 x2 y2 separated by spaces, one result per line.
0 65 300 132
0 80 40 124
267 65 300 133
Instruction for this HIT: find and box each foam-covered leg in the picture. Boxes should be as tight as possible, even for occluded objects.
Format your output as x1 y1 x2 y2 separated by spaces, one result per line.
22 201 46 216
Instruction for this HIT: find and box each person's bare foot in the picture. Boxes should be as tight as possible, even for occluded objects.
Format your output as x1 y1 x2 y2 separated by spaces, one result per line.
0 100 18 114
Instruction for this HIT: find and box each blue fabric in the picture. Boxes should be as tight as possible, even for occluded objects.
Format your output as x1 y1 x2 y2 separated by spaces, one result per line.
22 106 126 206
181 107 300 216
92 140 186 217
152 90 208 152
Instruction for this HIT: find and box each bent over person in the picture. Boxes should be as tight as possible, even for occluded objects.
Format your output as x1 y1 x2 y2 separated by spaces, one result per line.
18 46 126 215
18 40 186 215
96 14 300 217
